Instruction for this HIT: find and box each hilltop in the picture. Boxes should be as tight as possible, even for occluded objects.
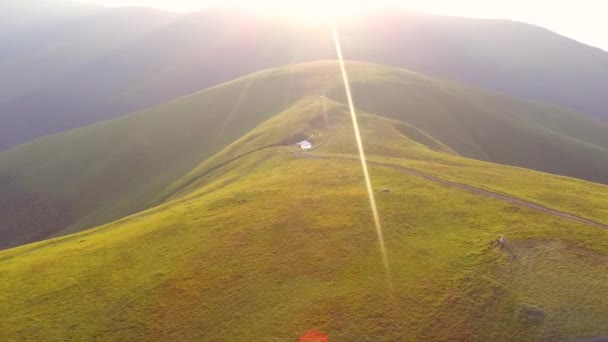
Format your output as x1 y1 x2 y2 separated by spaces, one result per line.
1 91 608 340
2 61 608 250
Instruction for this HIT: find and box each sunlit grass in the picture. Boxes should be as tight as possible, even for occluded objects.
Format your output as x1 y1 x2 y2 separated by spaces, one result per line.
331 19 392 286
3 102 608 340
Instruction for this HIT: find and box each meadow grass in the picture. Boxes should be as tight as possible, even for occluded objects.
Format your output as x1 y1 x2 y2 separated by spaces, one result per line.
2 109 608 340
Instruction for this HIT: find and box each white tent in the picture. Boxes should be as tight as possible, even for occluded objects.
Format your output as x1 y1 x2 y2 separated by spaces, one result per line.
297 140 312 150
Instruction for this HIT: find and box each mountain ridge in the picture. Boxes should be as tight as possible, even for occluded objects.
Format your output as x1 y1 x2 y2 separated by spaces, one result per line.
2 7 608 150
2 61 608 250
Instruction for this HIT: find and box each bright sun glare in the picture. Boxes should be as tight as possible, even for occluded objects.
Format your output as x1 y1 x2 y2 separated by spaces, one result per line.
225 0 373 19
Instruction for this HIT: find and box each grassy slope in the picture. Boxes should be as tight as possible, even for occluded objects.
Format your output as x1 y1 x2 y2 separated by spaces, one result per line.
0 65 330 249
337 65 608 183
2 107 608 341
2 61 608 251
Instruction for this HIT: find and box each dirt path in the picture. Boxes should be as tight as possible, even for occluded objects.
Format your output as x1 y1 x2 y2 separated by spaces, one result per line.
157 144 281 205
296 153 608 230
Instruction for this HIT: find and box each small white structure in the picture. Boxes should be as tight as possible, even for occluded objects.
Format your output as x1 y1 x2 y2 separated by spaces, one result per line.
297 140 312 150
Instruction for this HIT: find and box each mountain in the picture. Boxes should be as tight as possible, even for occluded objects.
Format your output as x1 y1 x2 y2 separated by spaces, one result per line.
0 3 179 149
2 61 608 251
0 6 178 104
2 8 608 150
0 0 100 59
1 64 608 339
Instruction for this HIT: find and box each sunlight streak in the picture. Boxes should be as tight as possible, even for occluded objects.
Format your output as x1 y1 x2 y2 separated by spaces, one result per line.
218 78 254 138
331 19 392 285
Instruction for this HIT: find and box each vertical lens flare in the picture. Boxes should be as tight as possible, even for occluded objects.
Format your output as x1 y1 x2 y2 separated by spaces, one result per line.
331 19 392 283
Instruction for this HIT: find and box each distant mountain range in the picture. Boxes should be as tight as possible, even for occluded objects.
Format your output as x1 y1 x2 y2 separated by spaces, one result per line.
1 3 607 151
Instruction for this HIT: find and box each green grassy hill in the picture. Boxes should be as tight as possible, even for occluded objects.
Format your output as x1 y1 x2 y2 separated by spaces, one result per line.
2 99 608 341
2 61 608 251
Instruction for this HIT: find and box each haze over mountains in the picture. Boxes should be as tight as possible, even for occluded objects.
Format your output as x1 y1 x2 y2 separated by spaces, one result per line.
0 0 99 47
1 1 608 152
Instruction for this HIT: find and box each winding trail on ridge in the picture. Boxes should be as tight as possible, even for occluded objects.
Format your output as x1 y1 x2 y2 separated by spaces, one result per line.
296 152 608 230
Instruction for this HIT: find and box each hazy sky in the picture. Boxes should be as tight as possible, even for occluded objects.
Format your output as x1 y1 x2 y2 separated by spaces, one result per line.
79 0 608 51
